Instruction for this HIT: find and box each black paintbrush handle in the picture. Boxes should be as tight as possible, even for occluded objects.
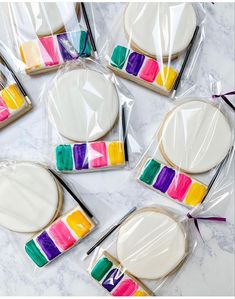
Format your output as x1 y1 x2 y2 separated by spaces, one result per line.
122 105 129 162
81 3 97 53
173 25 200 94
48 169 94 219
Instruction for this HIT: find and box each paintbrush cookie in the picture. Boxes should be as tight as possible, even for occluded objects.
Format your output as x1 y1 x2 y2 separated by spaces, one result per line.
47 69 119 142
160 100 232 173
117 208 187 279
16 2 79 36
124 3 196 59
0 162 62 233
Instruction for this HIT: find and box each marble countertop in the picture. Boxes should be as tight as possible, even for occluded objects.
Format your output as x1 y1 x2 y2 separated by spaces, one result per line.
0 2 234 296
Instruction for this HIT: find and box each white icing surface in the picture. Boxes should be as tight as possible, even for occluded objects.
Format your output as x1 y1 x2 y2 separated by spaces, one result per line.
124 3 197 57
20 2 76 36
117 209 186 279
0 162 59 233
48 69 119 142
160 100 232 173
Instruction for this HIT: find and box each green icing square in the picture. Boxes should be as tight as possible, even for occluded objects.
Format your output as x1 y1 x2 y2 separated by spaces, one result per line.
25 240 48 268
56 145 73 171
110 45 130 69
79 31 91 57
91 257 113 281
139 159 161 185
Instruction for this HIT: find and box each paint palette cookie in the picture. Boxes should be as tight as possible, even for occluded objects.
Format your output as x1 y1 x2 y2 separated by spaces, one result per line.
0 57 32 129
124 3 197 59
48 69 119 142
15 2 80 36
117 208 187 279
0 162 62 233
160 100 232 173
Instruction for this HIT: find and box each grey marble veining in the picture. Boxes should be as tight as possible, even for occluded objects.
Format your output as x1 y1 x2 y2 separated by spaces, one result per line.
0 2 234 296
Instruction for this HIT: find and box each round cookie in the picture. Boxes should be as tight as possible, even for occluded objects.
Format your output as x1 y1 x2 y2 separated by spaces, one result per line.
0 162 63 233
21 2 79 36
124 3 197 59
48 69 119 142
117 208 187 280
159 100 232 174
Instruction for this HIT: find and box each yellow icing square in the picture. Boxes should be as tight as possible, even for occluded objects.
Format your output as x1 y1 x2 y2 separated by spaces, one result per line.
108 142 125 166
66 210 92 238
185 182 207 206
156 66 178 91
20 41 41 69
1 84 25 110
133 290 148 296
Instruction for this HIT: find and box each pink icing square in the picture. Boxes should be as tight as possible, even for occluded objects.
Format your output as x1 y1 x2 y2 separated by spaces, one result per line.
49 220 76 251
0 97 10 122
89 142 108 168
38 36 59 66
167 173 192 202
139 59 160 83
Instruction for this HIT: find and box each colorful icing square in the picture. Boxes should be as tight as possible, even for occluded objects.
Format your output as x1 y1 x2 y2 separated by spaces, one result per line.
112 279 138 296
38 36 59 66
89 142 108 168
139 59 160 83
167 173 192 202
25 240 48 268
153 166 175 193
102 268 124 292
20 41 42 69
156 66 178 91
36 231 61 261
56 145 73 171
73 31 91 57
66 210 92 238
133 290 148 296
91 257 113 281
1 84 25 110
73 144 88 170
108 142 125 166
110 46 130 69
139 159 161 185
49 220 77 251
126 52 145 76
185 182 207 206
57 33 77 61
0 97 10 121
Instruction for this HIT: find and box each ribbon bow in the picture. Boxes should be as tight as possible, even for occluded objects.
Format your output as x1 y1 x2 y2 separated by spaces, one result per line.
187 213 226 241
212 91 235 112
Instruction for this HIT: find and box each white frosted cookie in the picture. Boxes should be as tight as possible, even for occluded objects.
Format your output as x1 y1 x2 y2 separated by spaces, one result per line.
124 3 197 58
117 208 186 279
0 162 61 233
48 69 119 142
18 2 78 36
160 100 232 173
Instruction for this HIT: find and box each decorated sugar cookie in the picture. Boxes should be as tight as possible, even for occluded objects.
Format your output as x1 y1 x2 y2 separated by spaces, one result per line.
124 3 197 59
0 162 62 233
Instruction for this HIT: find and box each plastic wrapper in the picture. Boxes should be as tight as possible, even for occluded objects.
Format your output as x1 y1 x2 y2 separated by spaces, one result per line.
135 87 234 209
42 57 139 173
100 3 206 97
0 160 101 272
0 2 103 76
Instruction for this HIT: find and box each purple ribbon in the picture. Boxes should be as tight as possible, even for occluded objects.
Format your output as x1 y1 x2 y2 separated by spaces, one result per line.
187 213 226 241
212 91 235 112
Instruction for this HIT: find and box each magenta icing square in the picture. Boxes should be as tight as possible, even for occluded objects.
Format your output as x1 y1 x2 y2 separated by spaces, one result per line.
0 97 10 122
139 59 160 82
167 173 192 202
49 220 76 251
89 142 108 168
38 36 59 66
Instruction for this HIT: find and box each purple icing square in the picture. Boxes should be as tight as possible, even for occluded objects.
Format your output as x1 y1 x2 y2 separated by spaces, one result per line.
126 52 145 76
73 144 89 170
57 33 77 61
153 166 175 193
36 231 61 260
102 268 124 292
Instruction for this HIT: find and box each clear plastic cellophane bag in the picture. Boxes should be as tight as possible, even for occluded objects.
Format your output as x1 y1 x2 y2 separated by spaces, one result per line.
40 57 141 174
135 78 234 210
98 2 206 98
0 158 118 274
0 2 105 77
82 188 231 296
